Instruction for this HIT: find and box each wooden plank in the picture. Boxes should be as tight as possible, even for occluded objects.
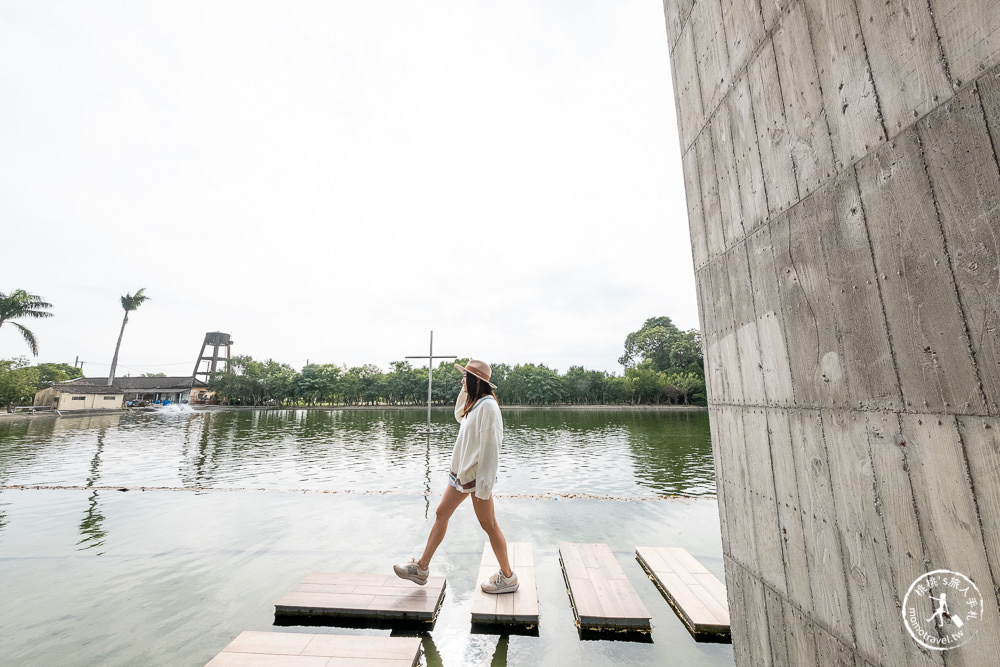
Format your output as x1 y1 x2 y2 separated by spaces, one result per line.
302 635 421 661
206 631 421 667
856 127 987 415
855 0 951 132
274 573 446 626
636 546 731 640
470 542 539 626
559 543 651 632
919 85 1000 415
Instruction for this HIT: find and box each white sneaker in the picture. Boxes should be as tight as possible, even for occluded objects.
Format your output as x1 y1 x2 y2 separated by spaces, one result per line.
481 569 518 594
393 558 429 585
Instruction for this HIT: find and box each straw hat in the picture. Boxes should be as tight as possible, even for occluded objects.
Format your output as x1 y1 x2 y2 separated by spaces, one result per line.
455 359 497 389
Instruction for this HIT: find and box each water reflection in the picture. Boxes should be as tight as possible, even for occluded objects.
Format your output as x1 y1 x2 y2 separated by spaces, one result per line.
0 407 714 498
77 427 107 553
490 634 509 666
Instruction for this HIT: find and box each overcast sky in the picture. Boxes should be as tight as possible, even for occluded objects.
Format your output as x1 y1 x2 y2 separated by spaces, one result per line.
1 0 695 377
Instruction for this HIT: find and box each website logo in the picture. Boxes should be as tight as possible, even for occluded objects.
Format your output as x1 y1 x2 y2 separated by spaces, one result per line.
903 569 983 650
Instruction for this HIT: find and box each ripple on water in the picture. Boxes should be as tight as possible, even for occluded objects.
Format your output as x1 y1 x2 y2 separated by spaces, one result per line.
0 407 714 497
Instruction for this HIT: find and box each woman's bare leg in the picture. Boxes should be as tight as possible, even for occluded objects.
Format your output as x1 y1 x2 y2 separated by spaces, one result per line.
471 494 513 577
417 485 468 570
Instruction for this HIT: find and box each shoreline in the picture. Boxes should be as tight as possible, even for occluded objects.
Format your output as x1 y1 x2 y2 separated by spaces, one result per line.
1 403 707 420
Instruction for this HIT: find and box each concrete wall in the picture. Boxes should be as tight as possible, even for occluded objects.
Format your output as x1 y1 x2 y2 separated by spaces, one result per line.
661 0 1000 664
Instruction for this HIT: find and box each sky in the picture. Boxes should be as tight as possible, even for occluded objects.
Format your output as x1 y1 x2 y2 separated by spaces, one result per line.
0 0 696 378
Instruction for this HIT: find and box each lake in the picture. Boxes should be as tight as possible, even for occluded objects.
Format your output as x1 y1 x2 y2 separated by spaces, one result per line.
0 407 733 666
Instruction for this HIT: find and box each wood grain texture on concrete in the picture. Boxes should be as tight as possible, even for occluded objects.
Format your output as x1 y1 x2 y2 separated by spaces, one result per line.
929 0 1000 88
636 546 730 641
728 74 768 236
745 224 794 406
748 38 799 217
787 410 852 640
661 0 1000 662
740 409 784 594
558 542 651 632
855 0 952 133
206 631 421 667
274 573 446 627
712 100 746 249
764 408 808 607
772 203 848 408
690 0 729 120
804 0 886 167
919 85 1000 416
673 20 704 153
857 127 988 416
812 169 900 411
470 541 538 627
771 2 835 198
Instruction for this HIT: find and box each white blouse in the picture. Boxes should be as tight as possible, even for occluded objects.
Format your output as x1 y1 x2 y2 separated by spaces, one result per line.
450 388 503 499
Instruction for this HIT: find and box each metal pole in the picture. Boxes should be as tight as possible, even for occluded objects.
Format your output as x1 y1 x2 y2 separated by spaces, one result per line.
427 331 433 427
405 331 456 433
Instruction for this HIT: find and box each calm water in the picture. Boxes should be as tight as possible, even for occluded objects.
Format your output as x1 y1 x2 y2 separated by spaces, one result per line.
0 407 732 667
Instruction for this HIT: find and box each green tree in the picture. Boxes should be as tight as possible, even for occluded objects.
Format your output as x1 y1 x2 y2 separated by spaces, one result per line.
141 372 166 378
36 362 83 388
666 371 705 405
619 316 704 375
625 360 668 404
108 289 150 386
0 357 41 411
0 290 54 356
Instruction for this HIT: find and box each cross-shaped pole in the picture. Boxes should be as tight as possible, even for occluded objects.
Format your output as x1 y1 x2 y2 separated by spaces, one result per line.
406 331 457 429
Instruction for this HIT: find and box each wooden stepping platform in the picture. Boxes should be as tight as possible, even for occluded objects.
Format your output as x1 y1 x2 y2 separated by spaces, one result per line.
636 546 731 641
206 630 422 666
274 573 446 628
470 541 539 633
558 542 651 637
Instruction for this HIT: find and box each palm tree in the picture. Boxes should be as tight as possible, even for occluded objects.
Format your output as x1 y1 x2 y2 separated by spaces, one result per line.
0 289 54 356
108 288 150 386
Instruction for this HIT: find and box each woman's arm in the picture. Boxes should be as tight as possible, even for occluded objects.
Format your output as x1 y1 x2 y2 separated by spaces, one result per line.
454 388 468 423
474 408 502 499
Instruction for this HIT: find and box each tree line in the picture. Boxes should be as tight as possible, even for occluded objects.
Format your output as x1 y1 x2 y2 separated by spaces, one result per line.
1 304 707 409
207 317 706 407
206 357 706 407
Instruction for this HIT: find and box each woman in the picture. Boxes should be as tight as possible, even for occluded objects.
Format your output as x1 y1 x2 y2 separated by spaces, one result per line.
393 359 518 594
